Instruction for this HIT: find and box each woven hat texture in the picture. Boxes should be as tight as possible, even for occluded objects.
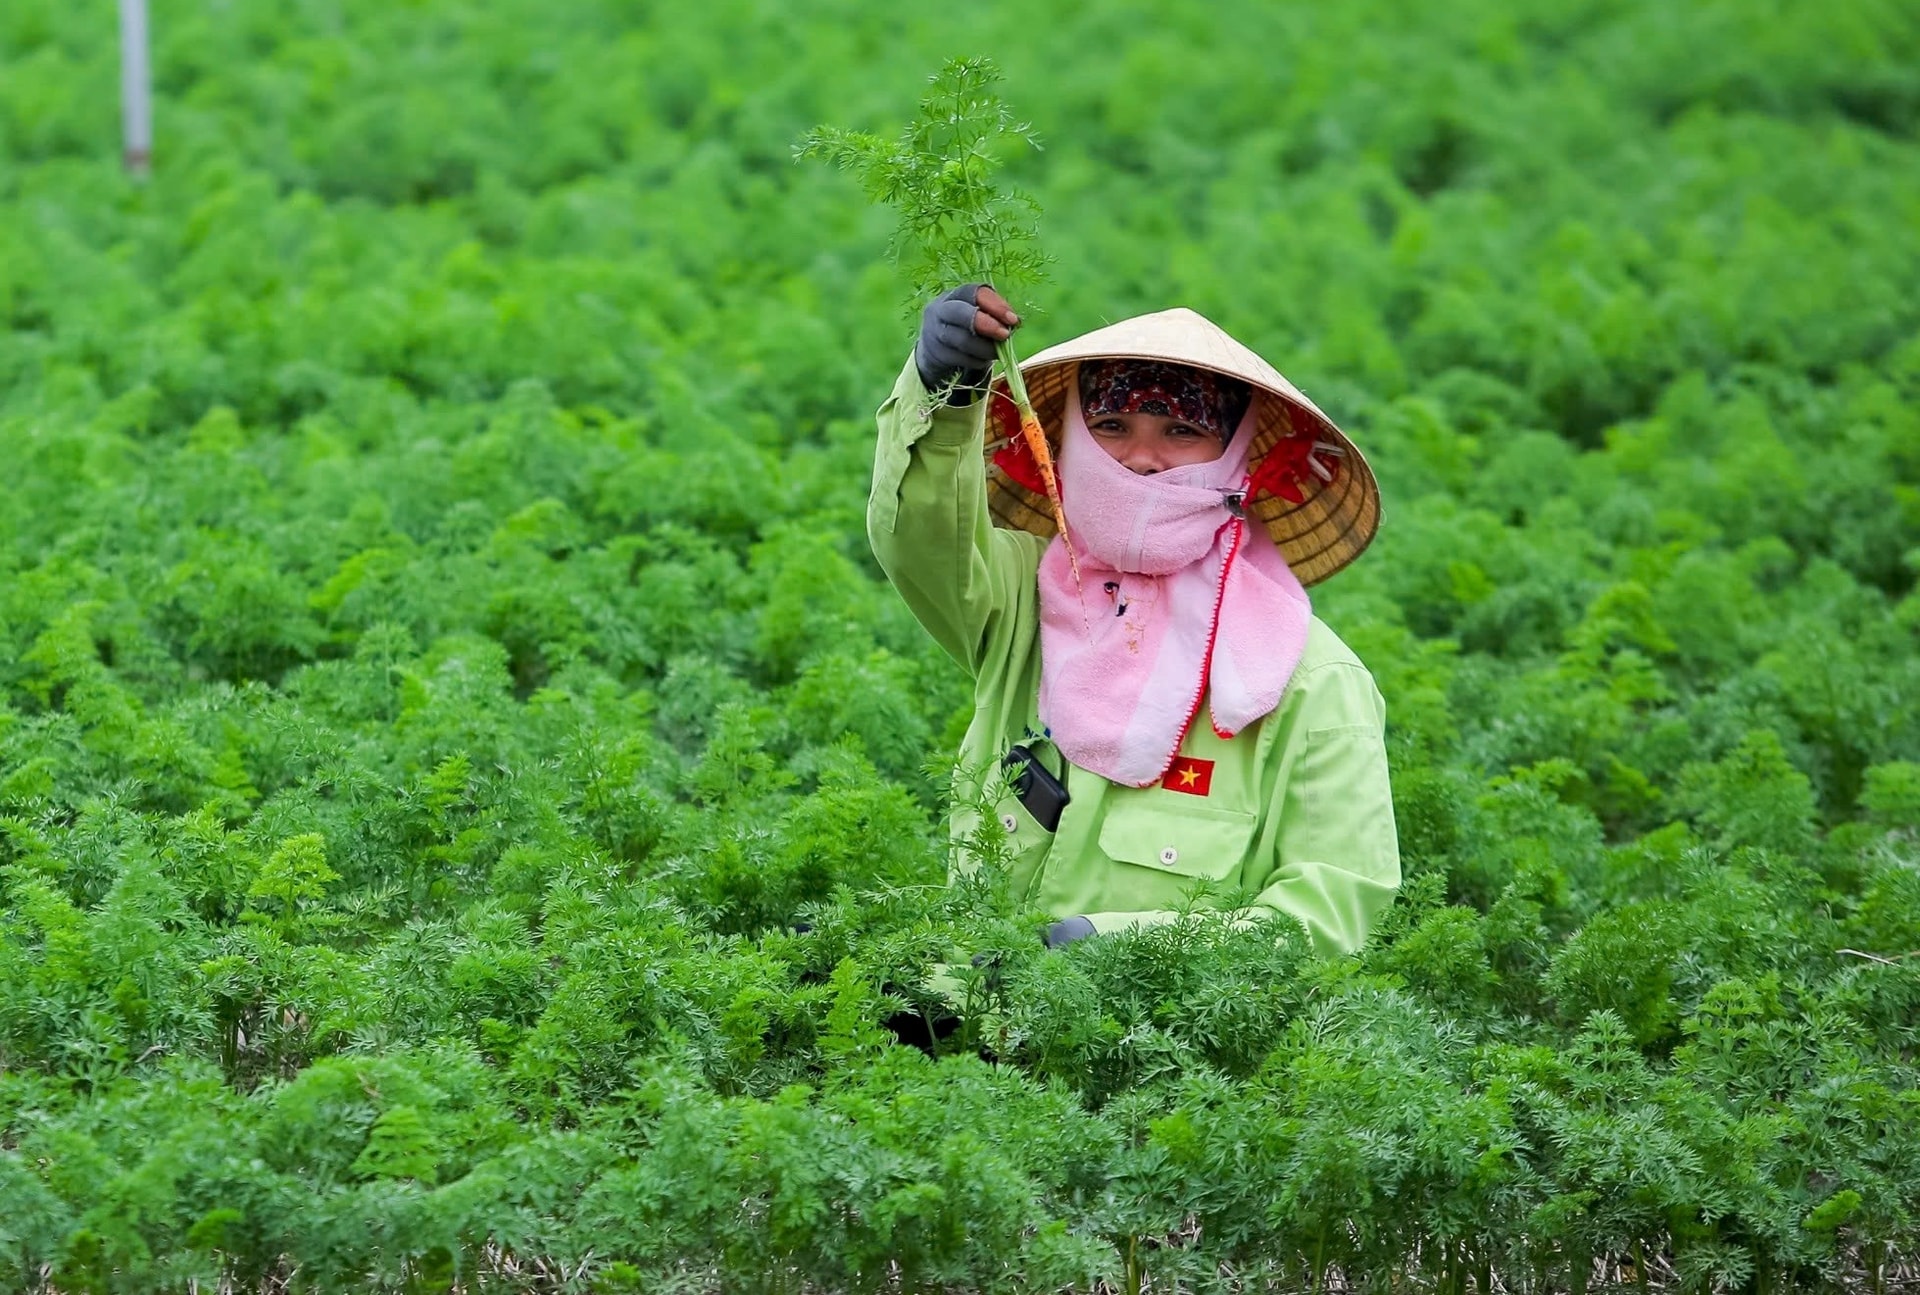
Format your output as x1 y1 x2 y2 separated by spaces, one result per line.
985 307 1379 586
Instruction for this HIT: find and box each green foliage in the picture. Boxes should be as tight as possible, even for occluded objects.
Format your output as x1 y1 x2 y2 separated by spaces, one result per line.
797 57 1049 304
1 0 1918 1289
244 833 339 928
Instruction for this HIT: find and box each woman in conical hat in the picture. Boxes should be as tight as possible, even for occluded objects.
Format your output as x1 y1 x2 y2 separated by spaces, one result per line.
872 285 1399 956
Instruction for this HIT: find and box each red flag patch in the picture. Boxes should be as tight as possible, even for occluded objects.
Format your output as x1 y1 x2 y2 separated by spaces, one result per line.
1161 756 1214 797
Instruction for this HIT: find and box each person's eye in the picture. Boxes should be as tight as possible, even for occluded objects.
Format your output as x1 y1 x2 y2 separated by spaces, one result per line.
1090 419 1125 436
1167 424 1205 440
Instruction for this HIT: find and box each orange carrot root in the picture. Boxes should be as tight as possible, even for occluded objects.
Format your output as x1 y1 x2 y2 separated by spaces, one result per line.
1016 403 1086 602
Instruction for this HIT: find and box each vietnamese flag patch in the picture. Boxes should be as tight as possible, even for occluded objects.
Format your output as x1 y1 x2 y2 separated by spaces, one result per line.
1162 755 1214 797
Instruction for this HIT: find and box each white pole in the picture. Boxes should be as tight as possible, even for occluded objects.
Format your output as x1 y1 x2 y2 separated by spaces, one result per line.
120 0 151 179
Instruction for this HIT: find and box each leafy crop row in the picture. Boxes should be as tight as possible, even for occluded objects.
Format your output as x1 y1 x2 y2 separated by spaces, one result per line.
1 0 1917 1291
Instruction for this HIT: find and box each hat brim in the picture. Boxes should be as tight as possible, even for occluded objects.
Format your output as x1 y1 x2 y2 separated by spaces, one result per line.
984 308 1381 587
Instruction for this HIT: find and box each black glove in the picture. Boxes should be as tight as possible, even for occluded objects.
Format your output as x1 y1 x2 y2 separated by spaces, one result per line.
1043 916 1096 949
914 284 1000 399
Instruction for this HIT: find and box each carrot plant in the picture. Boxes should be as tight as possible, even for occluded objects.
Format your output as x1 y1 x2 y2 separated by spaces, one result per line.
799 57 1082 588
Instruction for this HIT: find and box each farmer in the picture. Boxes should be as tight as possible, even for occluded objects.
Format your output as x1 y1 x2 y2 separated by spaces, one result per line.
871 285 1400 957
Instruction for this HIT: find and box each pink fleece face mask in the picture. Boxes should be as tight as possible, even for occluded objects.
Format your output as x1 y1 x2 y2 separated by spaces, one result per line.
1036 371 1313 788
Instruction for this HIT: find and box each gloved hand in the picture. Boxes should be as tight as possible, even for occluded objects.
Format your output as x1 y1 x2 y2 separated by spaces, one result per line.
914 284 1021 400
1043 915 1096 949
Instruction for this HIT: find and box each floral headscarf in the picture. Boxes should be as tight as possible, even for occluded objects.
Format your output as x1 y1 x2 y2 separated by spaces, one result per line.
1078 359 1253 442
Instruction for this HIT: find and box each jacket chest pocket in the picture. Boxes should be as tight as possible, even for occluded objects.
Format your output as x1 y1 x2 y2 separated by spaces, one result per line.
1097 796 1257 885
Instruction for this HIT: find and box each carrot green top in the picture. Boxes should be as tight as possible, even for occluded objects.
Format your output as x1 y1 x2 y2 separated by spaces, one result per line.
869 357 1402 955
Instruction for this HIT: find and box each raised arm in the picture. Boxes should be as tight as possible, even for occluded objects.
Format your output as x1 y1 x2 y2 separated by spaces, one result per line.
866 286 1045 676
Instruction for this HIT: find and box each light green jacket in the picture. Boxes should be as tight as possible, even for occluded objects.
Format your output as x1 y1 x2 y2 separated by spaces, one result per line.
869 359 1401 955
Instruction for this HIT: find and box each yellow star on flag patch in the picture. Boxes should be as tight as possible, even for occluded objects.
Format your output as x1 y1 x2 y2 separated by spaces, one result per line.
1161 755 1214 797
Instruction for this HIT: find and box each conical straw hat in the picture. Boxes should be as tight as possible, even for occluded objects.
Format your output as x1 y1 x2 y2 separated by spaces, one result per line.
985 307 1380 586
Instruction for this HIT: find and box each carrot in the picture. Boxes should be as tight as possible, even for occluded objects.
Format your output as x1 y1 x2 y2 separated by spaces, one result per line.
800 58 1085 612
998 344 1083 596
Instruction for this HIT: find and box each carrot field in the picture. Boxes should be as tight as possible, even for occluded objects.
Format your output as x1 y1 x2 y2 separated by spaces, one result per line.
1 0 1918 1290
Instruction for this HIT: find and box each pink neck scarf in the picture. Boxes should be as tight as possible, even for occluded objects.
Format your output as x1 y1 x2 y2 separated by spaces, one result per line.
1036 374 1313 788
